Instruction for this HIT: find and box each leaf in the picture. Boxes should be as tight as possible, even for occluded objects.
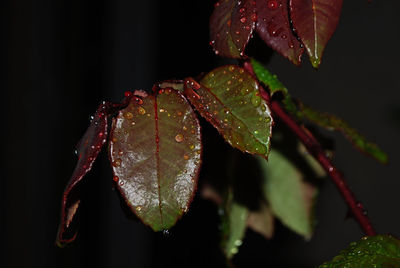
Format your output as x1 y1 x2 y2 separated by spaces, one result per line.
210 0 256 58
255 0 304 65
258 150 317 239
299 102 388 164
247 202 274 240
184 65 273 158
56 103 111 246
290 0 343 68
109 89 201 232
221 191 249 259
319 235 400 268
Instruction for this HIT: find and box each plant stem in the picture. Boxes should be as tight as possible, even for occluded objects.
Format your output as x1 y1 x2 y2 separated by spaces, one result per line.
243 61 376 236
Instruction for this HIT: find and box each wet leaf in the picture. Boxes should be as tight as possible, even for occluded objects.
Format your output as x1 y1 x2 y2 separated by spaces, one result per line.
210 0 256 58
247 202 274 240
109 89 201 232
258 150 317 238
221 191 249 259
319 235 400 268
184 65 273 158
56 102 120 246
290 0 343 68
255 0 304 65
299 102 388 164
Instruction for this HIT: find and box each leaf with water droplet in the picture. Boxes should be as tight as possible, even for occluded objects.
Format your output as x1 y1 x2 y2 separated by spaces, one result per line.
56 99 129 247
109 89 201 232
319 235 400 268
184 65 273 158
298 102 388 164
289 0 343 68
255 0 304 65
220 190 248 259
210 0 256 58
257 150 317 239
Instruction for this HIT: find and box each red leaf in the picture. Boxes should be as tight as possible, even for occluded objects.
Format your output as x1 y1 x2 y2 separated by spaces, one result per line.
210 0 256 58
290 0 343 68
56 99 130 246
255 0 304 65
109 89 201 231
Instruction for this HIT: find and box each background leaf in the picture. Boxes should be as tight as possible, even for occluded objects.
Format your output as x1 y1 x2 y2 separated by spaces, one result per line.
255 0 304 65
247 202 274 240
109 89 201 231
319 235 400 268
290 0 343 68
258 150 317 239
210 0 256 58
184 65 273 158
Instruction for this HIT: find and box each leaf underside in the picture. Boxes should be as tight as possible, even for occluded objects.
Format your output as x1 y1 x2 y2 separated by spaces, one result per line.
56 100 128 246
319 235 400 268
109 89 201 231
255 0 304 65
290 0 343 68
210 0 256 58
184 65 273 158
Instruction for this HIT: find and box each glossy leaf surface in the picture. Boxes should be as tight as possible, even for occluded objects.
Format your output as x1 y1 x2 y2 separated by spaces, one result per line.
299 103 388 164
57 103 110 246
185 66 273 158
210 0 256 58
255 0 304 65
290 0 343 68
319 235 400 268
258 150 317 238
109 90 201 231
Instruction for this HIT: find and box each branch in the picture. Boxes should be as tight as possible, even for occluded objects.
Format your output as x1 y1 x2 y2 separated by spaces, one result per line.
243 61 376 236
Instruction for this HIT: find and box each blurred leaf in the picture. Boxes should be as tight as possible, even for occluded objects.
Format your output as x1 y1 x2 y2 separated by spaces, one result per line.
319 235 400 268
184 65 273 158
56 100 128 246
247 202 274 240
258 150 317 238
255 0 304 65
109 89 201 231
210 0 256 58
289 0 343 68
299 103 388 164
221 191 249 259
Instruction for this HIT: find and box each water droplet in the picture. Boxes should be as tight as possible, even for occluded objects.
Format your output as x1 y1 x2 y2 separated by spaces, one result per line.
118 150 124 156
124 91 132 97
175 134 184 143
190 144 195 150
98 132 104 138
177 111 183 116
231 248 239 254
240 17 247 23
136 206 142 212
183 154 189 160
113 176 119 182
112 137 118 143
227 19 231 27
159 108 165 113
234 239 243 246
239 7 245 13
119 180 124 186
254 130 259 135
267 0 278 10
73 149 78 156
215 50 220 55
112 158 122 167
241 87 251 95
281 34 287 39
138 107 146 115
251 13 257 22
265 117 271 123
158 89 165 94
251 94 261 107
124 111 133 119
89 115 94 122
162 229 171 237
209 40 215 46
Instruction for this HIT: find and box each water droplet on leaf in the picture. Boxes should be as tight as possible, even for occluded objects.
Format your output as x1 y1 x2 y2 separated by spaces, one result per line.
175 134 184 143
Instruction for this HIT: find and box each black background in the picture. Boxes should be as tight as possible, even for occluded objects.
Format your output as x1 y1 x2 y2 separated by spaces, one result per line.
4 0 400 267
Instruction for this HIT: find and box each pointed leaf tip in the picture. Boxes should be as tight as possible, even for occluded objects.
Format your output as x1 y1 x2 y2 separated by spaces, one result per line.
109 89 201 231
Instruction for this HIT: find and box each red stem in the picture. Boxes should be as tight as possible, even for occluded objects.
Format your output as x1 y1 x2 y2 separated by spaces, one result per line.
243 61 376 236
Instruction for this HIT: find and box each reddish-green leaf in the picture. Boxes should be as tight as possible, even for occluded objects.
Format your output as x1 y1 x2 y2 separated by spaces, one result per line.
109 89 201 231
255 0 304 65
210 0 256 58
56 102 118 246
290 0 343 68
184 65 273 158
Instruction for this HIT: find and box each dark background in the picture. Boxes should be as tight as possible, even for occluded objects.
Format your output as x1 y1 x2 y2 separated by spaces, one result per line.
4 0 400 267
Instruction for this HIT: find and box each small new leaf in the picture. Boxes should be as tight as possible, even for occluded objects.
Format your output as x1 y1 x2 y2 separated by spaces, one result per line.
319 235 400 268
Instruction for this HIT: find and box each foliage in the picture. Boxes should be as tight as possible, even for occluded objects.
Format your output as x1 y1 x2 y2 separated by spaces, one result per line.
56 0 399 267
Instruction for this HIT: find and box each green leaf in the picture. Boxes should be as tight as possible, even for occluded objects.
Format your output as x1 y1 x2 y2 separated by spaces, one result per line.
247 202 274 240
258 150 317 239
289 0 343 68
299 103 388 164
109 89 202 231
319 235 400 268
184 65 273 158
221 191 249 259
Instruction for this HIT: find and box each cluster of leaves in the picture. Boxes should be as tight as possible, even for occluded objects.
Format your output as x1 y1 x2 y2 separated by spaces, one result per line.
57 0 399 267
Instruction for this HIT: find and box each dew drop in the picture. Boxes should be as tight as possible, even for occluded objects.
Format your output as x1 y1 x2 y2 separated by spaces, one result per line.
89 115 94 122
240 17 247 23
124 111 133 119
251 13 257 22
162 229 171 237
138 107 146 115
190 144 195 150
175 134 184 143
136 206 142 212
73 149 78 156
177 111 183 116
234 239 243 246
251 94 261 107
113 176 119 182
112 158 122 167
183 154 189 160
267 0 278 10
228 65 235 72
124 91 132 97
239 7 245 13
